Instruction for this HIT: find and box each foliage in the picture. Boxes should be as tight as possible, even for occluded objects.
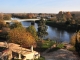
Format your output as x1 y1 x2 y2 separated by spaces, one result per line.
57 11 72 21
75 39 80 56
57 11 63 20
10 22 23 29
56 43 64 49
0 31 8 40
74 30 80 56
0 13 11 20
8 27 36 47
27 13 34 19
3 14 11 20
70 33 76 45
70 30 80 56
41 40 55 48
0 20 6 29
68 46 75 51
27 25 38 41
46 20 79 32
65 12 72 20
37 40 55 48
38 17 48 39
0 13 4 20
0 20 9 40
12 13 35 19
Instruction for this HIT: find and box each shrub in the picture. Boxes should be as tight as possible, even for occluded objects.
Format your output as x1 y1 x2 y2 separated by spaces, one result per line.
57 43 64 49
70 33 76 45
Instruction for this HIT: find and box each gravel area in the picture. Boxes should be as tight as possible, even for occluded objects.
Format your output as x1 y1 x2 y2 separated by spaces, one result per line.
42 49 80 60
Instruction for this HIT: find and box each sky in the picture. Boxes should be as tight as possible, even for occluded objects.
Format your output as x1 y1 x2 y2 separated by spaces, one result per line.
0 0 80 13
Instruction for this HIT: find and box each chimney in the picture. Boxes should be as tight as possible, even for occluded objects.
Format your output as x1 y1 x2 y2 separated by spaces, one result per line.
19 53 21 59
31 45 33 52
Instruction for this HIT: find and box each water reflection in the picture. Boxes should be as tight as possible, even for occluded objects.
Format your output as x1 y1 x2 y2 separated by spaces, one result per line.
21 21 74 43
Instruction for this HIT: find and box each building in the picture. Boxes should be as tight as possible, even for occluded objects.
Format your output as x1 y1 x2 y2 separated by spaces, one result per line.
0 42 40 60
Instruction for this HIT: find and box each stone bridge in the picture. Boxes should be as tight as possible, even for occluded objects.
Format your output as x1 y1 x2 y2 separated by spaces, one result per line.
4 19 40 23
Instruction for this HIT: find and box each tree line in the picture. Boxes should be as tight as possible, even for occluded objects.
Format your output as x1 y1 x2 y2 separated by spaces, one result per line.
46 11 80 32
0 13 11 20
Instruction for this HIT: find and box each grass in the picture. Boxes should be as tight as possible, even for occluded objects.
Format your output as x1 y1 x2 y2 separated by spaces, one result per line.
41 40 55 48
57 43 64 49
47 43 64 53
34 40 55 52
35 40 64 53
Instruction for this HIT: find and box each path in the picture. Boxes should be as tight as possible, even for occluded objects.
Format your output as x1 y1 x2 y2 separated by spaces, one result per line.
42 49 80 60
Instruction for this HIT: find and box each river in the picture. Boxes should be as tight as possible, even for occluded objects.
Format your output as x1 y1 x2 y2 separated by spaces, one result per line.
21 21 74 43
12 18 75 43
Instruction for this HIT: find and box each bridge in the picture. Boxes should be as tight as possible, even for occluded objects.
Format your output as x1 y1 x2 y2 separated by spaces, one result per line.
4 19 40 23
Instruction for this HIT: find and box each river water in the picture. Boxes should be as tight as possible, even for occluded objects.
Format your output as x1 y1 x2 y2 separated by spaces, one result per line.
21 21 74 43
11 18 75 43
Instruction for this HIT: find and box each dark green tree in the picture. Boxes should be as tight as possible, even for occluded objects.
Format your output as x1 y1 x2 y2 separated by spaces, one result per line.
37 17 48 39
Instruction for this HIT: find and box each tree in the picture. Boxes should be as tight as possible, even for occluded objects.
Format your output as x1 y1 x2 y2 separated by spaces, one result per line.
70 30 80 45
10 22 22 29
27 13 34 19
27 25 38 41
0 13 3 20
57 11 72 22
0 20 6 29
0 19 10 40
8 27 36 47
70 19 76 24
3 14 11 20
62 12 67 22
57 11 63 21
75 30 80 56
65 12 72 20
70 33 76 45
72 14 76 19
37 17 48 39
76 19 80 25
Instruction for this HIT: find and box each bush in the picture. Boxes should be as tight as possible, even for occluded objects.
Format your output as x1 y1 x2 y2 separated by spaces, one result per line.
70 33 76 45
68 46 75 51
57 43 64 49
41 40 55 48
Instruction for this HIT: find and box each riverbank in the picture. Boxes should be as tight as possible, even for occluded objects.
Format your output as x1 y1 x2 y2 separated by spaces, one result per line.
11 18 75 43
46 20 80 32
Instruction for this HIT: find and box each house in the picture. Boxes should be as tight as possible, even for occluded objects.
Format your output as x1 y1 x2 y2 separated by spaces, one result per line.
0 42 40 60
